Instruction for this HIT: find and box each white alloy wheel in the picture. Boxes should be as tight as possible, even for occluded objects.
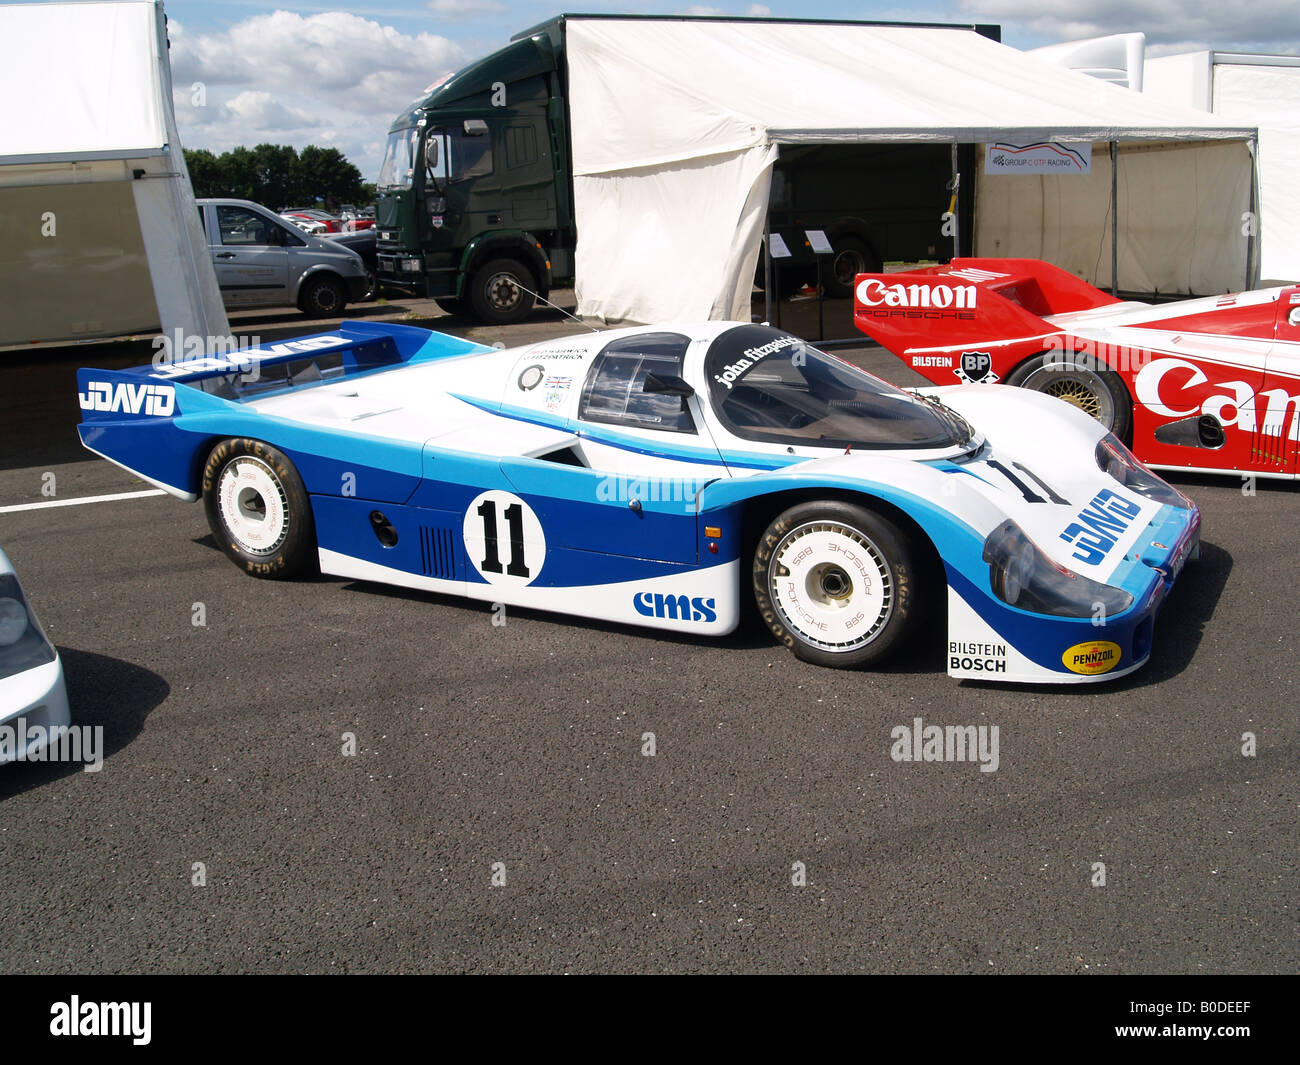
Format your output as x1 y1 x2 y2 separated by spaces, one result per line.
767 520 894 653
216 456 290 556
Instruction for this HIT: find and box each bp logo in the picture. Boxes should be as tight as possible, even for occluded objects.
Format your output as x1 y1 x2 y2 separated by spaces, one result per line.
955 351 999 384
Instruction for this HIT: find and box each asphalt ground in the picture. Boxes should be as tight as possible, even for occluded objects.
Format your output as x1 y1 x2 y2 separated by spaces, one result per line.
0 295 1295 974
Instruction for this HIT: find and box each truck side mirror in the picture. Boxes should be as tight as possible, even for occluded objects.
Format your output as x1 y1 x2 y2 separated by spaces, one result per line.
424 138 439 170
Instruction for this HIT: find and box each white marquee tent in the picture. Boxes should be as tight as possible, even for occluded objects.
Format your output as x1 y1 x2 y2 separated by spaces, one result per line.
563 18 1259 323
0 0 225 346
1145 52 1300 284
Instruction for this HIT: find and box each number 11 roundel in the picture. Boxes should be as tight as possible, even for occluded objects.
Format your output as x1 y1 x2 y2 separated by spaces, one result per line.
463 490 546 587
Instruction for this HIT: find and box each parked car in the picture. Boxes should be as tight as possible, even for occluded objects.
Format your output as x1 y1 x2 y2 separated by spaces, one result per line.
280 214 329 235
324 228 378 300
281 208 344 233
0 546 69 766
196 199 370 317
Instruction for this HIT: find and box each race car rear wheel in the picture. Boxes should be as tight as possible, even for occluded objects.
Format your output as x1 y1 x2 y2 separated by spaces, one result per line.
1008 354 1133 442
753 500 919 669
202 439 316 579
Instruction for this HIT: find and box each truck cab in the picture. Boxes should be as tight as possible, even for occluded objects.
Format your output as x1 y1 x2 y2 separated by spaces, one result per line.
375 32 574 324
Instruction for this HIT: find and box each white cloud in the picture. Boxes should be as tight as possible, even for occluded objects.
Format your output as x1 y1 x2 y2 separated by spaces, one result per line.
747 5 773 15
427 0 505 15
169 12 465 181
960 0 1300 50
222 91 314 131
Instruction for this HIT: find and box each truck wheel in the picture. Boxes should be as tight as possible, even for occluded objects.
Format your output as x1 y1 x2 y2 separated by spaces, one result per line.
469 258 535 324
298 274 347 317
1008 354 1133 442
825 236 881 299
753 500 919 669
202 439 317 579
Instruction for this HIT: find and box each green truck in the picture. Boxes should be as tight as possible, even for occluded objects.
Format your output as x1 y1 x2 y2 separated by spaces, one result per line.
375 14 988 324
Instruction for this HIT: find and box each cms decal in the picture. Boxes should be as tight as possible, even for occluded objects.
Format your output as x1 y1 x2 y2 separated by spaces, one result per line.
633 592 718 623
1136 357 1300 439
78 381 175 417
1060 489 1142 566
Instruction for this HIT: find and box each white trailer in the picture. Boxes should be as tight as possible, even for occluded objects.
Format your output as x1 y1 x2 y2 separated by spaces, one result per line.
1145 52 1300 284
0 0 227 347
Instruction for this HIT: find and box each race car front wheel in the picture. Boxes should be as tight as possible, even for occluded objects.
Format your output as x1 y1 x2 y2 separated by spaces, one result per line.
1008 354 1133 443
202 439 317 579
753 500 919 669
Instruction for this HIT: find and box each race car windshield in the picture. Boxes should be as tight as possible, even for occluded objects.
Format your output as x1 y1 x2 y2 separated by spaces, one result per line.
705 325 967 450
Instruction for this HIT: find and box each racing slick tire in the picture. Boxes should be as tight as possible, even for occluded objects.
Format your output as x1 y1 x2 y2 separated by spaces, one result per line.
468 257 535 325
297 274 348 318
754 500 920 669
825 236 881 300
1007 353 1133 442
202 439 317 579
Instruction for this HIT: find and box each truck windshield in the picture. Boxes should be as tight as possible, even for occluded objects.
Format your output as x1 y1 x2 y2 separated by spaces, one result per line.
378 127 420 189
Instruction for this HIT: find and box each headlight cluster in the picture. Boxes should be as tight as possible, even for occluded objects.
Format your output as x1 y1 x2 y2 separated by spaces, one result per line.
1096 433 1190 508
982 520 1134 618
0 574 55 680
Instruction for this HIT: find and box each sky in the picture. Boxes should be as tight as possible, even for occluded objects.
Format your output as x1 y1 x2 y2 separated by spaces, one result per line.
60 0 1300 183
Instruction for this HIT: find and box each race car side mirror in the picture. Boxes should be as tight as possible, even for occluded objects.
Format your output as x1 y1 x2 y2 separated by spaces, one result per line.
643 372 694 398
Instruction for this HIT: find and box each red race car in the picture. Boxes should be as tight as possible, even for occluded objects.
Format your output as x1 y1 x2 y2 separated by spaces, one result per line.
854 258 1300 480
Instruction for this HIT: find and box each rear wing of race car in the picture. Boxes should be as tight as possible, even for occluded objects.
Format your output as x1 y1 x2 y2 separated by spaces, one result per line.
852 257 1121 360
77 321 492 500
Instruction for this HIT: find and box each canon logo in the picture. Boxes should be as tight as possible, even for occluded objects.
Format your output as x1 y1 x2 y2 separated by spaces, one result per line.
855 279 978 310
1135 357 1300 439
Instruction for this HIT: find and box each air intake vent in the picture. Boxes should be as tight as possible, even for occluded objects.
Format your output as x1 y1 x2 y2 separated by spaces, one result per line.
419 526 457 580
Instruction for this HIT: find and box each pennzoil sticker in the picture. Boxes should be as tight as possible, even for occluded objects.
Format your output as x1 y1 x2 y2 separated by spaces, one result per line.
1063 640 1121 675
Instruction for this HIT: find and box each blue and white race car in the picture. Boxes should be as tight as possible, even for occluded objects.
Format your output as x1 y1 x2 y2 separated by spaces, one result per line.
77 321 1199 683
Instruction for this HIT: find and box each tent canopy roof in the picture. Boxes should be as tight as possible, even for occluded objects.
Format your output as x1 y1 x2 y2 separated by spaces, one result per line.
565 19 1257 176
0 1 167 164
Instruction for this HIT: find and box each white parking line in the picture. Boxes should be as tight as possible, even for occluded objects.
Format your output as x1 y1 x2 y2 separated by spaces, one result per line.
0 489 167 514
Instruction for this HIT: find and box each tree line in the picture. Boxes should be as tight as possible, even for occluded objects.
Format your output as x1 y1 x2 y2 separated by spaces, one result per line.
184 144 376 211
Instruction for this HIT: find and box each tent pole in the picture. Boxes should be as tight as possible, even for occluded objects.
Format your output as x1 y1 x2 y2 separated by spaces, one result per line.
1110 141 1119 297
1247 136 1259 290
763 215 773 325
950 143 960 260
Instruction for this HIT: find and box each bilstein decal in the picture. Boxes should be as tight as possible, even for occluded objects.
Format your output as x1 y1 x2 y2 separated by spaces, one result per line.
1062 640 1121 676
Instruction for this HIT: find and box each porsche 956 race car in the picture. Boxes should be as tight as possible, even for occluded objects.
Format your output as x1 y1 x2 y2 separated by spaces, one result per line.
854 257 1300 480
77 320 1199 683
